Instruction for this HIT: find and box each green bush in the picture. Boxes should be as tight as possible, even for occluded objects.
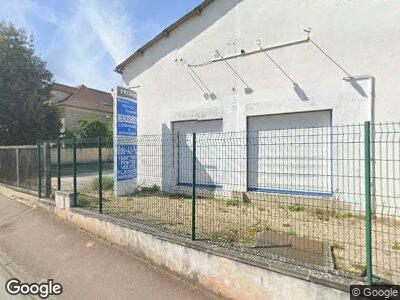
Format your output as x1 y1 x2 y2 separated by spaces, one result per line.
64 130 75 140
74 119 112 139
106 121 113 138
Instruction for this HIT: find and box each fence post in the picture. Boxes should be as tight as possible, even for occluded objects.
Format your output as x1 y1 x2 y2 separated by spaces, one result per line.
57 138 61 190
364 121 373 284
43 142 51 197
73 136 77 207
15 148 20 187
177 132 180 185
191 133 196 241
37 142 42 198
98 137 103 214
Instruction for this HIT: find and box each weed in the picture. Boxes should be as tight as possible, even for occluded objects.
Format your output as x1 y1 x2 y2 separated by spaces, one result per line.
137 184 161 194
392 242 400 251
172 193 191 199
91 178 99 191
245 223 272 238
288 203 305 212
331 241 345 250
286 228 296 236
92 176 113 191
336 211 353 219
339 263 365 276
349 262 365 274
312 208 353 221
103 177 114 190
210 232 223 243
78 196 93 208
225 199 240 206
162 191 191 199
209 228 240 244
313 208 335 221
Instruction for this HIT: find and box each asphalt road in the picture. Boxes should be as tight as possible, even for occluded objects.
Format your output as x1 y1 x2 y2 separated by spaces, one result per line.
0 194 214 300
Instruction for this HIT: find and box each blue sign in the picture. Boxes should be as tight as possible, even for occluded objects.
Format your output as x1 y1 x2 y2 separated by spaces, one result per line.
114 86 138 193
117 144 137 181
117 98 137 136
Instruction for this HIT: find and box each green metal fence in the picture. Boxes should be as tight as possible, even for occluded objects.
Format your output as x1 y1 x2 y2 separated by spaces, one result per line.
74 137 113 211
33 122 400 284
0 145 40 192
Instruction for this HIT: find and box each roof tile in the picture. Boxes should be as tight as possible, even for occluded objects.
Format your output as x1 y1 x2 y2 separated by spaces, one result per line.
54 84 113 113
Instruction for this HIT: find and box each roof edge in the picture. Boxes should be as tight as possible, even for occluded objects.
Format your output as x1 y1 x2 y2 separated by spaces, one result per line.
56 103 112 114
114 0 215 74
52 82 77 93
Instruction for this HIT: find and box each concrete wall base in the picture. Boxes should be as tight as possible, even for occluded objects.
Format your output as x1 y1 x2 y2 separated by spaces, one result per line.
44 195 350 299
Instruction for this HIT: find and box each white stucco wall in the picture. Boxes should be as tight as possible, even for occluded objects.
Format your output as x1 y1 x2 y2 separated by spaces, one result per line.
121 0 400 213
122 0 400 135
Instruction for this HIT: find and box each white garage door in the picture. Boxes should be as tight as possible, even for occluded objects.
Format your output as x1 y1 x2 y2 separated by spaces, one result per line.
247 111 332 196
173 119 223 188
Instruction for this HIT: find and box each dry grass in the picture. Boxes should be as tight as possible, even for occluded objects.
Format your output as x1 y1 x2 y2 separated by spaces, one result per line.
80 186 400 283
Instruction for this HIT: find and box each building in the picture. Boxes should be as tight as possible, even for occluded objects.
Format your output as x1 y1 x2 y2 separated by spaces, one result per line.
51 83 113 133
115 0 400 210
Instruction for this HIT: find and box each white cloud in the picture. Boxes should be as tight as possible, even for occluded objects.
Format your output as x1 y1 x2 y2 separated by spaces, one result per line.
80 0 136 64
1 0 136 91
45 0 136 91
0 0 58 29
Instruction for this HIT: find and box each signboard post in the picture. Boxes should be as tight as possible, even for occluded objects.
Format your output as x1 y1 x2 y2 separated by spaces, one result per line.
113 86 137 196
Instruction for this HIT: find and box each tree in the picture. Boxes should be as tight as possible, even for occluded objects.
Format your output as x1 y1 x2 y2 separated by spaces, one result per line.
0 21 61 145
106 120 113 138
74 119 112 139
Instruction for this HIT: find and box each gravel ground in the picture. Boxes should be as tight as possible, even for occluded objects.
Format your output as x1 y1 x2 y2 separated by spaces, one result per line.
78 183 400 284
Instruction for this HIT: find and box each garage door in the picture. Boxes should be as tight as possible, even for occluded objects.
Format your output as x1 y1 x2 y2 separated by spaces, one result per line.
173 119 223 188
247 111 332 196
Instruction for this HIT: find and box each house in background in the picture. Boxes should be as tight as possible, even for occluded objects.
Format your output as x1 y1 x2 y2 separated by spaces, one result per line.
50 83 113 134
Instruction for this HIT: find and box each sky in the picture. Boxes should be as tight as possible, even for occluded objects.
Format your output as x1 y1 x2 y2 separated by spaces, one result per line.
0 0 203 92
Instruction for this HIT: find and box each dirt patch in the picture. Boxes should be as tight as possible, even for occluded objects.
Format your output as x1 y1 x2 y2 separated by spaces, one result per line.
253 231 330 267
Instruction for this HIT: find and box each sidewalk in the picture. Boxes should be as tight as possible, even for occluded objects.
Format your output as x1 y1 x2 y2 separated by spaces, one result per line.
0 265 28 300
0 193 214 300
